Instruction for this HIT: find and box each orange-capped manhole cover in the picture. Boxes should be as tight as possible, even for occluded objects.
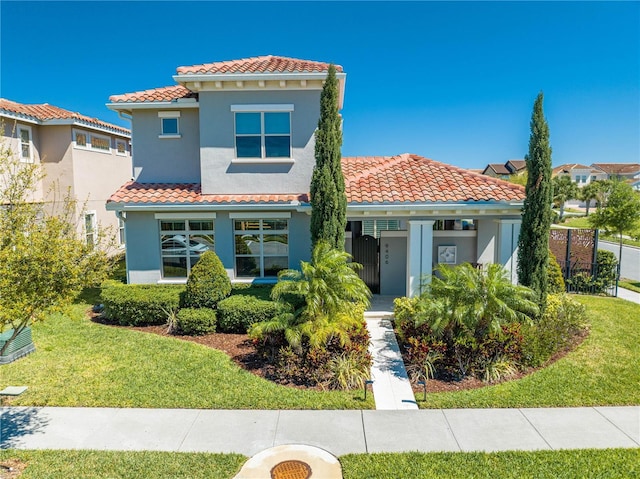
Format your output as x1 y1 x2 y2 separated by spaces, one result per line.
270 460 312 479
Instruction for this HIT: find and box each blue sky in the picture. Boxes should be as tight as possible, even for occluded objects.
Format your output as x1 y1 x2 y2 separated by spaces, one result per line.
1 1 638 169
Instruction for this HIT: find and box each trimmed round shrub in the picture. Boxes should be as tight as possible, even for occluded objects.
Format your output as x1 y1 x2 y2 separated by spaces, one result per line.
182 251 231 309
594 249 618 292
217 295 285 333
101 282 184 326
176 308 217 335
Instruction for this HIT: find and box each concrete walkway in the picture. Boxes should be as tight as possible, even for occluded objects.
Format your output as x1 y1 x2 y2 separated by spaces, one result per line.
617 286 640 304
365 295 417 410
1 406 638 456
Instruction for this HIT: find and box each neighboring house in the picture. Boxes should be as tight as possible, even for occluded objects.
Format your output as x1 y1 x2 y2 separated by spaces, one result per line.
590 163 640 183
482 159 526 180
0 99 132 247
552 163 606 187
106 55 525 297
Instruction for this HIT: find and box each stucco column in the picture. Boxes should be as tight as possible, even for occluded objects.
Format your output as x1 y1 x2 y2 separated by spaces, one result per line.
495 219 522 284
406 220 435 297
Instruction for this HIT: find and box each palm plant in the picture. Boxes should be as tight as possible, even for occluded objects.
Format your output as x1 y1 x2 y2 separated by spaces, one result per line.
552 175 579 221
250 241 371 353
416 263 539 377
579 182 600 216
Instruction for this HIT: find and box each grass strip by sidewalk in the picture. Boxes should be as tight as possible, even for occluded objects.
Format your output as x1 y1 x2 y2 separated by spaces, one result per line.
619 279 640 294
1 305 372 410
1 449 638 479
341 449 640 479
420 296 640 408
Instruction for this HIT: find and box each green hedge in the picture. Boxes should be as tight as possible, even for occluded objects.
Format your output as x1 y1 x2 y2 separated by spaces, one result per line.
217 295 284 333
176 308 217 335
101 282 185 326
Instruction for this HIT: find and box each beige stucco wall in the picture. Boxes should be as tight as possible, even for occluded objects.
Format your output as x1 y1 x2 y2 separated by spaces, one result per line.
71 131 132 246
1 117 132 247
1 118 45 202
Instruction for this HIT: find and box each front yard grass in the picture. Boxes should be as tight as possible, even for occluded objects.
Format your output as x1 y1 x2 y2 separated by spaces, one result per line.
1 304 372 409
619 279 640 294
557 216 640 247
420 296 640 408
1 448 637 479
341 449 640 479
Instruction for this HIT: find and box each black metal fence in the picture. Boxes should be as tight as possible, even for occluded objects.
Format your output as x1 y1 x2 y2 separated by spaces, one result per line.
562 260 619 296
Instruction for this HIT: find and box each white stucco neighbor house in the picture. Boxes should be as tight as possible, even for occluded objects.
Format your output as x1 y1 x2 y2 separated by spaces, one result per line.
0 99 132 247
106 55 525 297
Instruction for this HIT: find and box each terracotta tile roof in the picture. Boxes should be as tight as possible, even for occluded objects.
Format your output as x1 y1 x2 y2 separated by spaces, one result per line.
0 98 130 136
176 55 343 75
342 154 525 204
109 85 197 104
108 154 525 207
591 163 640 175
108 182 309 205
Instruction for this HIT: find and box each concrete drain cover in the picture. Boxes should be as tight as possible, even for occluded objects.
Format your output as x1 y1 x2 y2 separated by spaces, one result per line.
271 460 312 479
234 445 342 479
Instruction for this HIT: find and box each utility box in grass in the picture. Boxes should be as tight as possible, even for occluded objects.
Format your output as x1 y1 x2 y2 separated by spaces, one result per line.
0 327 35 365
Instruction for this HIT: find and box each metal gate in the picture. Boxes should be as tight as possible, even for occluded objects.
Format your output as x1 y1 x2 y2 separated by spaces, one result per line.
352 235 379 294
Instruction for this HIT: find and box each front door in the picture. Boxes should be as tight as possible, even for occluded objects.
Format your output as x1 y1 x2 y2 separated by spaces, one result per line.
352 235 380 294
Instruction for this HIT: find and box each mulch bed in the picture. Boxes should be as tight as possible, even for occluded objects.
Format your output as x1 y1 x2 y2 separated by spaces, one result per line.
91 313 589 394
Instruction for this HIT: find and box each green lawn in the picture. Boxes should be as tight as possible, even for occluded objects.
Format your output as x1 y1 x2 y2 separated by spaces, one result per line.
558 216 640 247
1 449 638 479
620 279 640 294
420 296 640 408
341 449 640 479
1 304 372 409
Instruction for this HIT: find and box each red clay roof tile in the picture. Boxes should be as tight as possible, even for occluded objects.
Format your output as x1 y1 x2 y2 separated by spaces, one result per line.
109 85 197 104
176 55 343 75
0 98 130 135
108 182 309 205
108 154 525 206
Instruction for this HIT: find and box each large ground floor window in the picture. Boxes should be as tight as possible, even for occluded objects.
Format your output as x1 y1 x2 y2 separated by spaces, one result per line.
234 218 288 277
160 219 215 278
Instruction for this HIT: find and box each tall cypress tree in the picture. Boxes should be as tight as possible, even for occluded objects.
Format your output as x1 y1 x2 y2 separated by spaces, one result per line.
517 92 553 306
310 64 347 249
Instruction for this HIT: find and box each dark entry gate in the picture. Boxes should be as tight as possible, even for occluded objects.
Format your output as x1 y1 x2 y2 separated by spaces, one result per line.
352 235 379 293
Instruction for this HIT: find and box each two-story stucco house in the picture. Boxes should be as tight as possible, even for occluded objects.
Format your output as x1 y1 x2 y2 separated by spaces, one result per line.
1 99 132 247
106 55 525 297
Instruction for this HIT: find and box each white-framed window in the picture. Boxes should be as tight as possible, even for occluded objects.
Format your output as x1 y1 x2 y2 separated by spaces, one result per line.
158 111 181 138
90 133 110 151
233 217 289 278
73 129 111 153
115 139 128 156
118 217 125 245
362 219 401 239
74 130 88 148
84 211 97 246
232 105 293 159
159 217 215 278
18 125 33 162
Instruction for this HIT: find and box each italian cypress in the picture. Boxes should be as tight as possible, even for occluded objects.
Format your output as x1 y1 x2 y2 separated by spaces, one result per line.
310 64 347 249
517 92 553 307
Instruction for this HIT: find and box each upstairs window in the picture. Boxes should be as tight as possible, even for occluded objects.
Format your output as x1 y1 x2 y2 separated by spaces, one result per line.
18 125 33 162
232 105 293 159
115 139 127 156
74 130 111 153
159 111 181 138
90 134 110 151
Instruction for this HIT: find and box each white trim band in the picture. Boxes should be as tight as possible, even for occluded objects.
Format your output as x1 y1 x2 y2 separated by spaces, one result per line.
230 104 294 112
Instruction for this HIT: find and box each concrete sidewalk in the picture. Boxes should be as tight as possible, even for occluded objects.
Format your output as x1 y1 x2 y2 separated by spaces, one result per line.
617 286 640 304
2 406 638 456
